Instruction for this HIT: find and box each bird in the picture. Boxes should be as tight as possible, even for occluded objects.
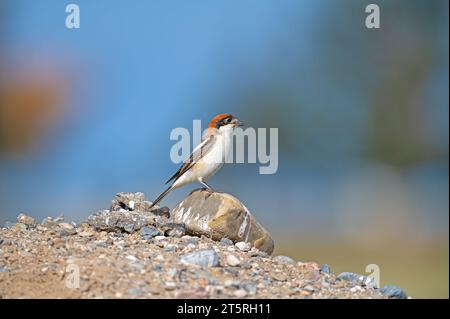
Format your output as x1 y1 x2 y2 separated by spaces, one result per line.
149 113 243 209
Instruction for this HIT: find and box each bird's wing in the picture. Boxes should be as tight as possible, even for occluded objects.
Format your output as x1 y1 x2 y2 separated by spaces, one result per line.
165 134 216 184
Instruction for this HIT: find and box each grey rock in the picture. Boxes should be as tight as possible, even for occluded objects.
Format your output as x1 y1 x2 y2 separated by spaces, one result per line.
41 217 57 228
17 213 36 228
320 264 330 274
140 226 161 239
172 189 274 255
220 238 234 246
179 249 220 267
111 192 148 212
243 282 257 294
152 206 170 218
273 255 296 265
337 272 375 287
161 223 185 238
380 285 407 299
87 209 155 233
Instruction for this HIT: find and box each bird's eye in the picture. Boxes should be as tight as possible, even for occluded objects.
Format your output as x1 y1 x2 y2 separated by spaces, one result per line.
225 117 232 123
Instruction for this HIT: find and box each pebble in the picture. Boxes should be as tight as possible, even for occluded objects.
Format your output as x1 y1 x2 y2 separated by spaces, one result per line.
220 238 234 246
379 285 407 299
224 279 240 288
17 213 36 227
273 255 296 265
226 254 241 267
304 270 321 282
41 217 57 228
235 241 251 252
320 264 330 274
233 289 247 298
162 223 185 238
165 282 177 291
271 271 287 282
337 272 375 287
179 249 220 267
243 282 257 294
140 226 161 239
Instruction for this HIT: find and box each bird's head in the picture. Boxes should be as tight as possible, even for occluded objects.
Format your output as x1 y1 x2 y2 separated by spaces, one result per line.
208 113 243 131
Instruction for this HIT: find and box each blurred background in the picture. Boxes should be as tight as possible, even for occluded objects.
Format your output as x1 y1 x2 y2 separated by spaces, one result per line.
0 0 448 298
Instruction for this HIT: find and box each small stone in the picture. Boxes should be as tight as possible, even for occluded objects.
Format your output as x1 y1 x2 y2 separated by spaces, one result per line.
17 213 36 227
224 279 240 288
41 217 57 228
126 255 138 262
271 271 287 282
235 241 251 252
243 282 257 294
140 226 161 239
220 238 234 246
123 223 135 233
226 255 240 267
337 272 375 287
320 264 330 274
179 249 220 267
165 282 177 291
162 223 185 238
380 285 407 299
233 289 247 298
152 206 170 218
304 270 321 282
154 235 166 241
273 255 296 265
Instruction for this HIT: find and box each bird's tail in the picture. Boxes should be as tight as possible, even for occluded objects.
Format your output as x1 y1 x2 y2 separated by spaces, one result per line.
149 185 173 209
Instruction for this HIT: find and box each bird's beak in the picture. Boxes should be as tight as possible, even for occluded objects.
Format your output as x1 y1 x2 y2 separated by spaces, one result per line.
233 119 244 127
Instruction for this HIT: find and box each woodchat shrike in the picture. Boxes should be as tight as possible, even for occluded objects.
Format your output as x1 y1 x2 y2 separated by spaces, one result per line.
149 113 243 208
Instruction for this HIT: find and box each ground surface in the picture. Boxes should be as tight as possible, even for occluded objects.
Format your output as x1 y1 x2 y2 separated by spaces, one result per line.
0 196 404 299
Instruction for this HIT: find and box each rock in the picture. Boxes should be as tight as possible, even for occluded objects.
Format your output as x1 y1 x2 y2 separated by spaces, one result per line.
273 255 296 265
17 213 36 228
235 241 251 252
226 255 241 267
110 192 151 212
233 289 247 298
337 272 375 287
243 282 257 294
179 249 220 267
41 217 57 228
140 226 161 239
220 238 234 246
59 223 77 235
320 264 330 274
165 282 177 291
379 285 407 299
304 270 321 282
161 223 185 238
87 209 155 233
171 189 274 255
152 206 170 218
271 271 287 282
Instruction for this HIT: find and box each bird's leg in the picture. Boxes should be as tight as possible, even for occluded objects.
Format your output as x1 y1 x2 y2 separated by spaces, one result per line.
199 180 216 193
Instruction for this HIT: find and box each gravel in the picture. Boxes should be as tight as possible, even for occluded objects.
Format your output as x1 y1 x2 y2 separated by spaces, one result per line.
0 193 408 299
